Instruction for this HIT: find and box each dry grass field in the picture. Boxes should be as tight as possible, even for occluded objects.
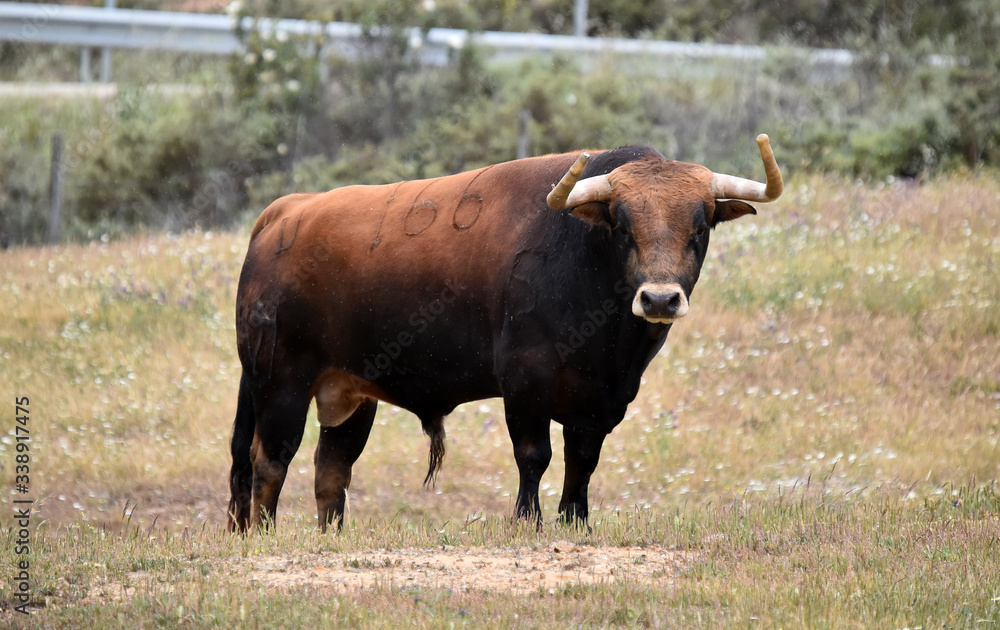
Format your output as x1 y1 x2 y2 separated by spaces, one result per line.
1 172 999 627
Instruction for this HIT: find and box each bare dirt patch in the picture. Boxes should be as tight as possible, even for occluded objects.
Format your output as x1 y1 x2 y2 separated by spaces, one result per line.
248 542 695 595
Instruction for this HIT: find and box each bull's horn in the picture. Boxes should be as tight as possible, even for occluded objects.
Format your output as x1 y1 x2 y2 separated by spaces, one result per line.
547 153 613 210
547 153 590 210
710 134 783 202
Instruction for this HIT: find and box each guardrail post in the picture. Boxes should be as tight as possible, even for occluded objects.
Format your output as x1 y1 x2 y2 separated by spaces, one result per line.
80 46 90 83
574 0 588 37
79 47 91 83
100 0 115 82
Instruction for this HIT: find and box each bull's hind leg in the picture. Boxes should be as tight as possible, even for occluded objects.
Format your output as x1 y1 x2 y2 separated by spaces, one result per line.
228 373 256 533
314 398 377 532
249 386 311 530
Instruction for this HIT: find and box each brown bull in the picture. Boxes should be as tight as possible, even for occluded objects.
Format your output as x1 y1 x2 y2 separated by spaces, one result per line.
228 135 783 532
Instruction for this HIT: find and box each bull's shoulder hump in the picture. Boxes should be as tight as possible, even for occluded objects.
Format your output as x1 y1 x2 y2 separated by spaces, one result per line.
581 145 663 176
485 147 658 186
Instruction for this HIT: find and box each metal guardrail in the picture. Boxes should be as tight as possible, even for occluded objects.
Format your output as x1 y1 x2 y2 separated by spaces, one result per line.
0 1 864 68
1 2 244 54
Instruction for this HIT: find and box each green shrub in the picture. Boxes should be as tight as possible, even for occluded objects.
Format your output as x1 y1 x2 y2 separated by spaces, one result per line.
0 98 106 246
69 88 282 232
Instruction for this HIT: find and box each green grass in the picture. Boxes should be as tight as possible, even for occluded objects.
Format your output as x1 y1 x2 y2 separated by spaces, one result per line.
1 172 999 627
5 491 1000 628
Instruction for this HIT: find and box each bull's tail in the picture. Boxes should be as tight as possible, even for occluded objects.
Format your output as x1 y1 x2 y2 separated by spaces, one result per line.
227 372 256 533
421 415 446 487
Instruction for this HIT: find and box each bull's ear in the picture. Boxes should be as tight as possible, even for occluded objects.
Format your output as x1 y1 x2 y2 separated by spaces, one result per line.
712 199 757 226
568 202 617 230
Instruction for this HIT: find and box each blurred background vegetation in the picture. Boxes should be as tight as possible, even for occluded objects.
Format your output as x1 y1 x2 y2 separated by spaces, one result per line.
1 0 998 246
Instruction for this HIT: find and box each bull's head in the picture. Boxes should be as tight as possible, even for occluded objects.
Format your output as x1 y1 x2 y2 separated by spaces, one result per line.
547 134 783 324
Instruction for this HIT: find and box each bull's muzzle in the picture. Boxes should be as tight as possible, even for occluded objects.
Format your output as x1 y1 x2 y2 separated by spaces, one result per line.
632 283 689 323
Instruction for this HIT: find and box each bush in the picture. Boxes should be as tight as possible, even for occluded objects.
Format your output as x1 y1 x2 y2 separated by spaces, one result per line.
69 88 285 233
0 98 106 246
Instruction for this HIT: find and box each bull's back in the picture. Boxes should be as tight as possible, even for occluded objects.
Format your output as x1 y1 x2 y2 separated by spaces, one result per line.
242 153 584 304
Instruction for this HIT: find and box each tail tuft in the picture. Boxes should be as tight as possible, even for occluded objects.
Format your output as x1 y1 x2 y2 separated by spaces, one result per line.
421 415 446 488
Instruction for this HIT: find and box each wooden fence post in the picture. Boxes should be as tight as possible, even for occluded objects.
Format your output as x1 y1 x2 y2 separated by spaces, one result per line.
47 133 64 244
516 109 531 159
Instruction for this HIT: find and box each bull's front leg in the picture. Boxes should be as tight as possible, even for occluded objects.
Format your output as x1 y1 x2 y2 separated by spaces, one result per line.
558 426 608 525
503 403 552 523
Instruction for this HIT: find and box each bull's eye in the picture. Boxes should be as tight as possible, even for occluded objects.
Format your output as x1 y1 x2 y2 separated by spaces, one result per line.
694 227 708 239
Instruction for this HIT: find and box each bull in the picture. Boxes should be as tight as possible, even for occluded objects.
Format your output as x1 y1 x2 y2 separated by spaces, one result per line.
227 134 783 532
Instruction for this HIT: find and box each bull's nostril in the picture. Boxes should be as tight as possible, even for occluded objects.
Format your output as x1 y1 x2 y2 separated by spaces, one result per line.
640 291 654 314
665 292 681 313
